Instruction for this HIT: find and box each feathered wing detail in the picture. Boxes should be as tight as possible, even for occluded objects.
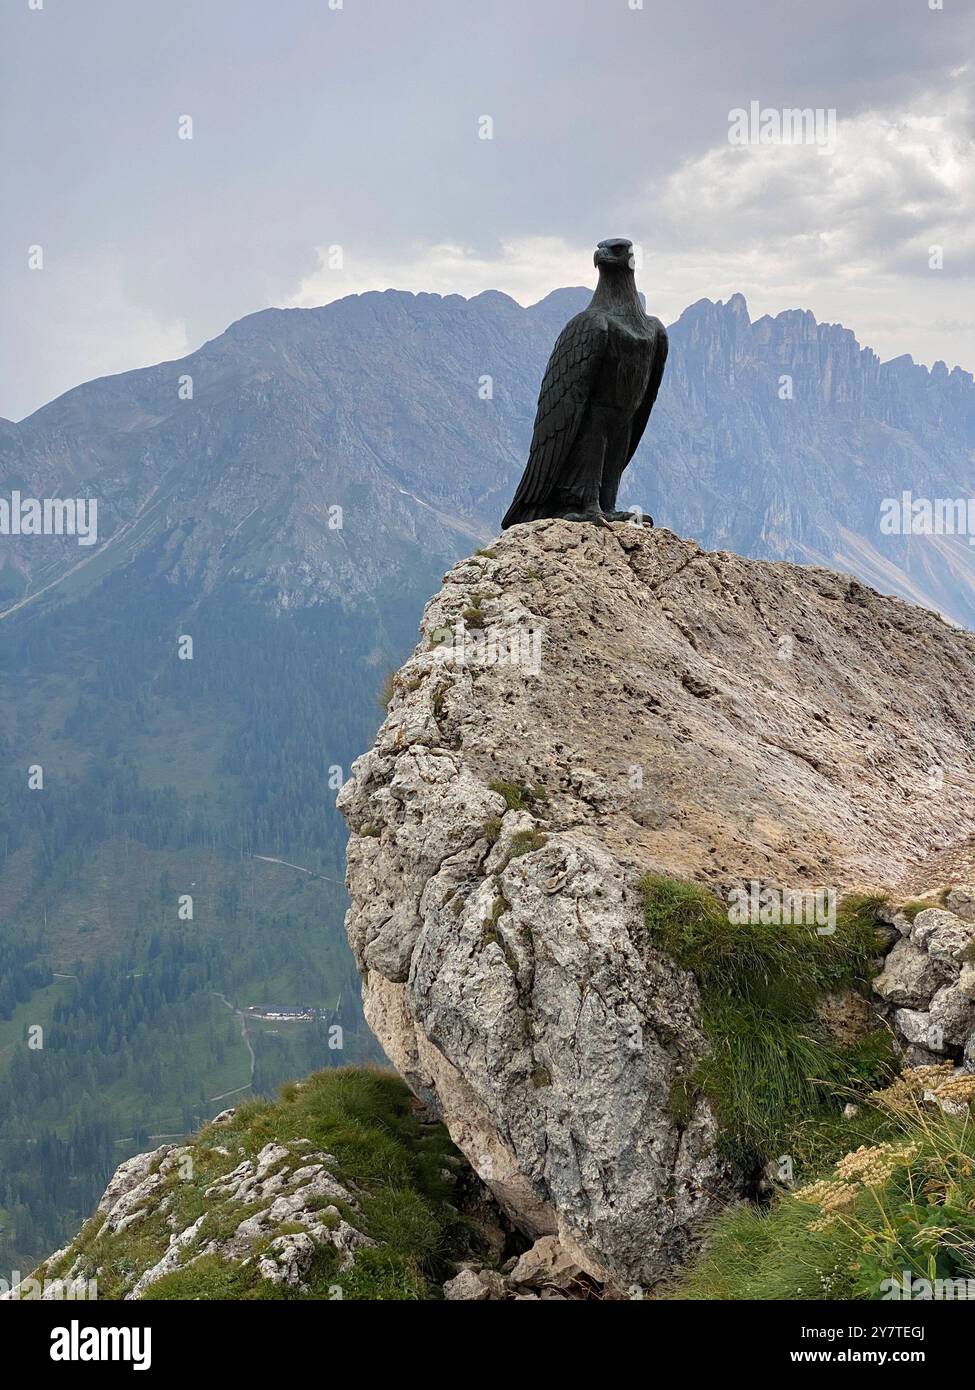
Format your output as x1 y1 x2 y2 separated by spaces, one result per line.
624 318 669 468
501 313 608 528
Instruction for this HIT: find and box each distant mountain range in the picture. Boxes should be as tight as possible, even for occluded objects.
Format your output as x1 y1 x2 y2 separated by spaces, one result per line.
0 285 972 1270
2 287 974 625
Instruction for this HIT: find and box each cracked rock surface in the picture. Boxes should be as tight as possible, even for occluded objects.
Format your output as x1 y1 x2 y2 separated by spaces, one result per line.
875 893 975 1066
339 519 975 1285
5 1127 373 1301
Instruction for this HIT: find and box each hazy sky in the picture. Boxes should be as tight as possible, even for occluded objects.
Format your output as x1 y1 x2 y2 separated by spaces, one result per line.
2 0 973 420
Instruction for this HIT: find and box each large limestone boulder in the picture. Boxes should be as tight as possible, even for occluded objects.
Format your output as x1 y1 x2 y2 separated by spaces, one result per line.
339 519 975 1286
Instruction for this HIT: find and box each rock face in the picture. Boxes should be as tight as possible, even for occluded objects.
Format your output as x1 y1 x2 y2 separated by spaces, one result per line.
875 894 975 1068
339 518 975 1286
3 1131 373 1302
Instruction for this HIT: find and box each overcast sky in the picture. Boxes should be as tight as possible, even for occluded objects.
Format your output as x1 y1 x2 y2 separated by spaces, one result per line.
2 0 973 420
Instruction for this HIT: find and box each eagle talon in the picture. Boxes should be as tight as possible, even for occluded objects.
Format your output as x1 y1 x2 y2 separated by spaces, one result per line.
604 509 654 526
559 509 608 526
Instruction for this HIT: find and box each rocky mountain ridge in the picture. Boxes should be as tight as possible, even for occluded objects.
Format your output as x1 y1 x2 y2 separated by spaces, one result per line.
2 288 973 625
338 518 975 1285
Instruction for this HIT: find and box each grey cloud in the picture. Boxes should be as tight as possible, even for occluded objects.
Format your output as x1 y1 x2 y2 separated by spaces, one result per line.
2 0 972 417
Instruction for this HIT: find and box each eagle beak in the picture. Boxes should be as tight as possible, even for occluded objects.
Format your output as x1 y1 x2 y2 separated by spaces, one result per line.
594 242 634 269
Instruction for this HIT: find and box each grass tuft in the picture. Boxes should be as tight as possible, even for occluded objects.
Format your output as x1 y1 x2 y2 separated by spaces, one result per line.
488 778 547 811
640 875 895 1175
670 1069 975 1300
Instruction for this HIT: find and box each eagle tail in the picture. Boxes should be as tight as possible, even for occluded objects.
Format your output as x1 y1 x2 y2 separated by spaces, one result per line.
501 497 549 529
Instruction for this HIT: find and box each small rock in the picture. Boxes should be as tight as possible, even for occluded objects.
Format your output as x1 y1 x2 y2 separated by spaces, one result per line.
507 1235 583 1292
912 908 975 963
929 982 975 1047
255 1143 291 1178
873 938 951 1007
257 1232 316 1288
96 1148 170 1217
946 885 975 923
443 1268 494 1301
893 1008 939 1050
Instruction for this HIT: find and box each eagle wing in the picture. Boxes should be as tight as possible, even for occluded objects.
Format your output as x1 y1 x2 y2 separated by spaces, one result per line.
501 312 608 528
623 317 668 468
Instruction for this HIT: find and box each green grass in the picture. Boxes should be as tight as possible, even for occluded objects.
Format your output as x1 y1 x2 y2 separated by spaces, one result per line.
669 1071 975 1300
899 897 943 922
44 1068 477 1301
498 829 548 866
488 779 548 812
461 594 487 629
641 876 895 1176
480 815 503 845
205 1069 457 1187
142 1254 288 1301
670 1190 864 1300
642 876 975 1301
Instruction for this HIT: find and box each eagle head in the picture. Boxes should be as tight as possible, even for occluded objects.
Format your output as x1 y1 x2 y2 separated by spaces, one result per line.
594 238 634 271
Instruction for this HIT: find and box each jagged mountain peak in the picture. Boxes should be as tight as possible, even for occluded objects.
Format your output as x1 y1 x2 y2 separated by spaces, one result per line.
2 286 974 628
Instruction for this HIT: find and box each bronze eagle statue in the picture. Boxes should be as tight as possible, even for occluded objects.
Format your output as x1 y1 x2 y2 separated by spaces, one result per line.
502 238 668 529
